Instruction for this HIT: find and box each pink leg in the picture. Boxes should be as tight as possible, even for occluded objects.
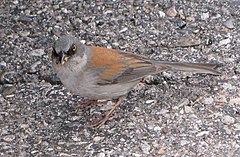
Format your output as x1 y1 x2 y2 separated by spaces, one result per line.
85 98 123 128
77 99 108 109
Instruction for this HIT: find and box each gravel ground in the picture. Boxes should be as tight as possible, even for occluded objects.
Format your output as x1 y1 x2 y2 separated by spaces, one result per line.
0 0 240 156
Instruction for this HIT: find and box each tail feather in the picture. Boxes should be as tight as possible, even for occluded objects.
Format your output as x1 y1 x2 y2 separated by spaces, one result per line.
154 61 220 75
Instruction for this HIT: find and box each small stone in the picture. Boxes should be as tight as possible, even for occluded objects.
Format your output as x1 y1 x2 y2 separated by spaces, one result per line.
20 124 29 129
196 131 209 137
223 126 232 134
97 152 105 157
223 19 235 29
119 27 128 33
146 100 155 104
174 36 201 47
179 109 184 114
3 134 15 142
222 82 236 90
0 71 16 84
1 84 16 97
104 10 113 15
186 16 195 22
219 38 231 46
229 97 240 105
18 16 33 23
62 8 68 14
140 141 151 154
42 141 49 146
166 6 177 17
178 9 185 19
233 123 240 131
31 49 45 56
158 11 166 18
112 42 119 47
156 147 165 155
180 140 189 146
56 16 62 21
184 106 194 113
159 109 169 115
93 136 104 142
19 31 30 37
221 115 235 125
212 13 221 19
13 0 18 4
201 12 209 20
80 40 86 44
0 61 6 67
72 136 81 142
202 97 214 105
29 61 41 74
153 126 161 132
178 98 190 107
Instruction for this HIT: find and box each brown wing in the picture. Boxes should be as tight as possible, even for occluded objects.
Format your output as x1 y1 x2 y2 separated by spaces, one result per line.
89 46 158 85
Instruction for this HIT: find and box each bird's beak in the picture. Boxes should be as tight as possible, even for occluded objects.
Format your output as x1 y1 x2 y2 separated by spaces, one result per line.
59 52 70 65
52 49 69 65
59 52 66 64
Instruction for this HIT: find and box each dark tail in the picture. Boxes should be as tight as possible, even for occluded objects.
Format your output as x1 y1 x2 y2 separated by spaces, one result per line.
154 61 220 75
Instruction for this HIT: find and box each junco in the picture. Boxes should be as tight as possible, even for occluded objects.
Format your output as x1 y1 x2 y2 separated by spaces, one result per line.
52 35 219 127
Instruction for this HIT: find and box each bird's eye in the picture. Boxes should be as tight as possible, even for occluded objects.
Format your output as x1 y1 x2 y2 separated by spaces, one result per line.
72 44 77 52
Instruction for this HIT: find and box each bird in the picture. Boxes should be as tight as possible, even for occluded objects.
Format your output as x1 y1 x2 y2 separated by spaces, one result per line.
52 35 220 127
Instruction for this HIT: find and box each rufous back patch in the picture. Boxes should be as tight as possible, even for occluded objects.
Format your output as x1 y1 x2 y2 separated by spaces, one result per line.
90 46 125 80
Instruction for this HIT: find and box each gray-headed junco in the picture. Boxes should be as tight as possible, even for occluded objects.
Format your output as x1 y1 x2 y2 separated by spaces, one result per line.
52 35 219 127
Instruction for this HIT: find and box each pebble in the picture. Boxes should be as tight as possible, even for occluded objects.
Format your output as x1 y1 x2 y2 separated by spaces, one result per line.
29 61 42 74
233 123 240 131
93 136 104 142
201 12 209 20
222 82 236 91
229 97 240 105
18 16 33 23
61 8 69 14
97 152 105 157
19 31 30 37
140 141 151 154
166 6 177 17
221 115 235 125
158 11 166 18
12 0 18 4
119 27 128 33
196 131 209 137
184 106 194 114
223 126 232 134
186 16 195 22
178 98 190 107
180 140 189 146
158 109 169 115
20 124 29 129
1 84 16 97
31 49 45 56
145 100 155 104
202 97 214 105
223 19 235 29
104 10 113 15
3 134 15 142
219 38 231 46
156 147 165 155
153 126 161 132
0 61 6 67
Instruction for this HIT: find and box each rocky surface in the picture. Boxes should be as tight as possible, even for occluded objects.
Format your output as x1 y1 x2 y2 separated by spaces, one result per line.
0 0 239 156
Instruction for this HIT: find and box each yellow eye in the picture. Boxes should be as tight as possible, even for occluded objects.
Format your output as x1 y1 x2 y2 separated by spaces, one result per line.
72 44 77 52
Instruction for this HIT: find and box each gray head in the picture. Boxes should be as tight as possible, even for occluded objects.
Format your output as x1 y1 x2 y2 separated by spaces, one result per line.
52 35 84 65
